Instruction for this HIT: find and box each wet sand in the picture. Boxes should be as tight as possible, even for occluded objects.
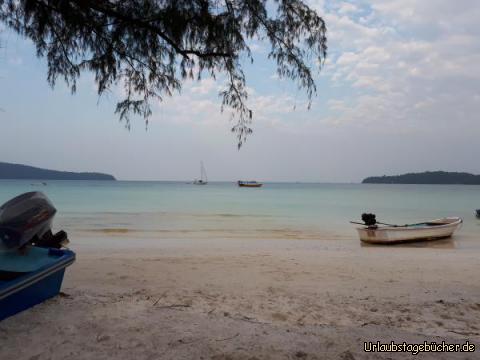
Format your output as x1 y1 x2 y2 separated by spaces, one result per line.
1 233 479 359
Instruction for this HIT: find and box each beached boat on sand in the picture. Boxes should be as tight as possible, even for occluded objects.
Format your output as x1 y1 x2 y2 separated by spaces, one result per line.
238 181 263 188
0 192 75 321
0 246 75 321
352 213 462 244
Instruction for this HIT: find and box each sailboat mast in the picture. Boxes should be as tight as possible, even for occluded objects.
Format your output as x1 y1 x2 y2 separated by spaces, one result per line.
200 161 207 182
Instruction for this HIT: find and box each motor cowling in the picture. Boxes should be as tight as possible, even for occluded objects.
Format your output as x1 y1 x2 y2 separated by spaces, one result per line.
361 213 377 227
0 192 65 250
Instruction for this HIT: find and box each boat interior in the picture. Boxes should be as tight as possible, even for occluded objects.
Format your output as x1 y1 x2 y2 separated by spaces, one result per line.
0 247 62 281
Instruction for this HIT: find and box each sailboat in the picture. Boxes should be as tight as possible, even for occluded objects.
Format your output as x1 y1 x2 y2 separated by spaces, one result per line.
193 161 208 185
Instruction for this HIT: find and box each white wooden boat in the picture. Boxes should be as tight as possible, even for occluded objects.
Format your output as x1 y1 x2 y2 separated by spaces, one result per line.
355 217 462 244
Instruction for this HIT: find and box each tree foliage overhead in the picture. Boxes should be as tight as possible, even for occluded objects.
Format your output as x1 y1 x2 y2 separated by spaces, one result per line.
0 0 327 147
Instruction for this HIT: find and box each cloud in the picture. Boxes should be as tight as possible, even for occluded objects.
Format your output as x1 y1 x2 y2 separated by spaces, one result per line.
190 77 220 95
337 2 358 15
150 77 308 132
137 0 480 143
78 0 480 146
306 0 480 135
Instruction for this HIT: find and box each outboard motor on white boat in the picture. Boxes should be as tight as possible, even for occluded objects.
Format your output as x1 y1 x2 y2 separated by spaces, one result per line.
0 192 68 251
361 213 377 227
350 213 380 228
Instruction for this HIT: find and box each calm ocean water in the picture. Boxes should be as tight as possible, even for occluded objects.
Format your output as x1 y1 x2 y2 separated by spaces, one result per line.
0 180 479 246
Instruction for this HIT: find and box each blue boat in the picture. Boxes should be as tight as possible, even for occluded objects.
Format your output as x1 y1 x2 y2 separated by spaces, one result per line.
0 247 75 321
0 192 75 321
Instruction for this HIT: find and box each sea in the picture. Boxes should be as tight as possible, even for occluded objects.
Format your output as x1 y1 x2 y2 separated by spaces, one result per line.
0 180 479 248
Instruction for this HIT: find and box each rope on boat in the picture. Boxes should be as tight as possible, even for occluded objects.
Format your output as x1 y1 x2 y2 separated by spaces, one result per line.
351 213 451 228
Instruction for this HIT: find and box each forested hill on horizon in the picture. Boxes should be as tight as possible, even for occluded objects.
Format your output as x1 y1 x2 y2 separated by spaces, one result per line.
0 162 115 180
363 171 480 185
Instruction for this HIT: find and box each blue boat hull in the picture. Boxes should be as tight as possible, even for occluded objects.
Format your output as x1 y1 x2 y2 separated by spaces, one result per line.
0 268 66 320
0 248 75 321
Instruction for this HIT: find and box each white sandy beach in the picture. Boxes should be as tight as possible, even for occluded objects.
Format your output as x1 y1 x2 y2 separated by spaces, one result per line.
1 230 479 360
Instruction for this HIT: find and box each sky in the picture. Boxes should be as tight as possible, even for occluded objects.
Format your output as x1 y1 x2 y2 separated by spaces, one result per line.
1 0 480 182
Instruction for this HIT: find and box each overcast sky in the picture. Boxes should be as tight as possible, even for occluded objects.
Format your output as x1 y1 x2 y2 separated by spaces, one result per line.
1 0 479 182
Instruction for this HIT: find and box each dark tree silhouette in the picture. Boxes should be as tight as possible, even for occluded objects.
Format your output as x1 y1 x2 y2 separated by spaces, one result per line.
0 0 327 147
363 171 480 185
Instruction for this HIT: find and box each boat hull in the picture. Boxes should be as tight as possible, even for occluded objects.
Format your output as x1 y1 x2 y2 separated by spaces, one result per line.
357 217 462 244
0 248 75 321
238 184 262 187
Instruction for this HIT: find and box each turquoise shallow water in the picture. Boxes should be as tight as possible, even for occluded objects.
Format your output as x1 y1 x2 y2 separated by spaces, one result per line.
0 180 479 245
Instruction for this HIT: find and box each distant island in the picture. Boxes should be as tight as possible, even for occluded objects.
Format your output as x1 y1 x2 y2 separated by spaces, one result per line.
0 161 115 180
362 171 480 185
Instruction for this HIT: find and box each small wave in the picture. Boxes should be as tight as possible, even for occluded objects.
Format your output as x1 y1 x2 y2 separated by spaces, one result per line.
89 228 132 234
78 227 336 240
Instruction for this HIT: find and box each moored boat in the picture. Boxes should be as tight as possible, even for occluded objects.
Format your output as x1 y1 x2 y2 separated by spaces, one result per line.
238 180 263 188
351 213 462 244
193 161 208 185
476 209 480 218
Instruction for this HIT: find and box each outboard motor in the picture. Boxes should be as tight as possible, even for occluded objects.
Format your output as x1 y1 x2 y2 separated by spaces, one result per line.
361 213 377 228
0 192 67 251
